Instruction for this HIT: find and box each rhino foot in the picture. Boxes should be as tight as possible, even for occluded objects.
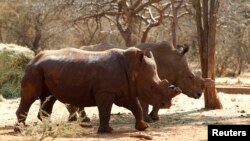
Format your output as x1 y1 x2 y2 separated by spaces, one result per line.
144 115 154 123
98 126 114 133
14 122 26 133
135 120 149 131
81 116 91 123
149 112 159 121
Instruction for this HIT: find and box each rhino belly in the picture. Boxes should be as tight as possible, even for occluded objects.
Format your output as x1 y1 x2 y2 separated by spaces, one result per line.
44 78 96 107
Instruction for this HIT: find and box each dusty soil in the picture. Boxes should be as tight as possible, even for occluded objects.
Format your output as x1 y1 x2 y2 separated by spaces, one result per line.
0 77 250 141
0 93 250 141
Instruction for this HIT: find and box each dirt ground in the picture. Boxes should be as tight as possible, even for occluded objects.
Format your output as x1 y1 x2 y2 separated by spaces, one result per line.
0 77 250 141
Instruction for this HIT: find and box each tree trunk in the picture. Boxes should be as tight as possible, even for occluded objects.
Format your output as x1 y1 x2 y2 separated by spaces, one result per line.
0 23 2 42
193 0 222 109
32 23 42 54
171 0 177 47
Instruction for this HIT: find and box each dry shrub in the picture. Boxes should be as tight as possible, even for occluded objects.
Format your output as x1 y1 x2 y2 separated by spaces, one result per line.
0 95 4 102
0 43 34 99
21 118 92 141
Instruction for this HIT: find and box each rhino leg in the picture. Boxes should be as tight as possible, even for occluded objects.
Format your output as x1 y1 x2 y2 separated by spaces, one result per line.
140 101 154 123
15 77 42 132
66 105 91 122
15 97 37 132
77 107 91 122
96 93 115 133
37 95 57 121
122 98 149 131
66 105 78 122
149 106 160 121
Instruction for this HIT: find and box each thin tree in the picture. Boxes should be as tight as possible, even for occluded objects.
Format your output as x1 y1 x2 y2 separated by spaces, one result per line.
193 0 222 109
73 0 190 47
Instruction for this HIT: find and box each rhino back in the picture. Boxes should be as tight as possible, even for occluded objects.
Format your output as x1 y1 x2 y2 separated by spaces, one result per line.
31 48 129 106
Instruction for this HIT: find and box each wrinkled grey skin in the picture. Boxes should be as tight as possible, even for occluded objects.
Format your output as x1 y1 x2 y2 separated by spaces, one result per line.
69 41 213 122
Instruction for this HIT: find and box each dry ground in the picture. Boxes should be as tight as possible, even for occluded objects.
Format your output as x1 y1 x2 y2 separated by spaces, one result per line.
0 76 250 141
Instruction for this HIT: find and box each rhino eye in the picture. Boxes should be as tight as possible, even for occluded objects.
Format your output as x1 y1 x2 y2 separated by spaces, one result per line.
189 75 194 79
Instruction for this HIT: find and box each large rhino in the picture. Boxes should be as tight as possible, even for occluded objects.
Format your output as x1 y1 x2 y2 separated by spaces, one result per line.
14 47 181 133
68 41 212 122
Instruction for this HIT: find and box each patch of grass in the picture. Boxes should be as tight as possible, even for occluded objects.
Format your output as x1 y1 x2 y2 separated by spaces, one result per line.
231 98 236 102
0 95 4 102
0 44 34 99
22 119 90 141
236 78 243 85
243 0 250 9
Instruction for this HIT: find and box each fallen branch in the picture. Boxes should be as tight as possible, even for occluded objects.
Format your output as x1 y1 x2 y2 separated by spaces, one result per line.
129 133 153 140
216 85 250 94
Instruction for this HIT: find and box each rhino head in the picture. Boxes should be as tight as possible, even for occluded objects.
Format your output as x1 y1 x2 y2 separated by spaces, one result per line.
137 41 213 99
173 44 214 99
124 47 181 108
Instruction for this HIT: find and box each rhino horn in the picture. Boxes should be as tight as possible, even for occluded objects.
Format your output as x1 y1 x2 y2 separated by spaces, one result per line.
144 49 155 59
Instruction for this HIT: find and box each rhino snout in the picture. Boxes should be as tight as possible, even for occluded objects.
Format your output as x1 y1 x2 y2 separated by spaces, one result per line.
160 101 171 109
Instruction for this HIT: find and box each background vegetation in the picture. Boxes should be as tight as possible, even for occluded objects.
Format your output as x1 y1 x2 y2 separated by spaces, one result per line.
0 0 249 98
0 44 34 99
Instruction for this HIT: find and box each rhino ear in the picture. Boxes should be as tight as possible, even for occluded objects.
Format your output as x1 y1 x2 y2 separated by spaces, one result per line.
160 79 171 87
144 49 155 60
177 44 189 55
183 44 189 54
136 50 144 62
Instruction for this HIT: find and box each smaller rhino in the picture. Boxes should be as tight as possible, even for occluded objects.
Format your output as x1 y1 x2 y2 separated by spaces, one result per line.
14 47 181 133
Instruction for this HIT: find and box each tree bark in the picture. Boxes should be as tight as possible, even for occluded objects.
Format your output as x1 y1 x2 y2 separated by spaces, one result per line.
171 0 177 47
193 0 222 109
0 23 2 42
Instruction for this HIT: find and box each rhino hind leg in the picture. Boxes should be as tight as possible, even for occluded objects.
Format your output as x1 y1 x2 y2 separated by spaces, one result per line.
66 105 91 122
66 105 79 122
37 94 57 121
15 77 42 132
67 106 91 122
15 97 37 132
77 107 91 122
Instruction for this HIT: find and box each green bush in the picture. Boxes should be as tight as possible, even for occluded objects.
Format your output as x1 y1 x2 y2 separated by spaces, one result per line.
0 44 34 99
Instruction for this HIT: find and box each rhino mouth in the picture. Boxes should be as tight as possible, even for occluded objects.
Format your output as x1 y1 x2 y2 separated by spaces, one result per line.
155 101 172 109
193 92 202 99
157 102 172 109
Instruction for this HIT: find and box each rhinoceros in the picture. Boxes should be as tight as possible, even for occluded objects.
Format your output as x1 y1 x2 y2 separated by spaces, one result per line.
14 47 181 133
67 41 212 123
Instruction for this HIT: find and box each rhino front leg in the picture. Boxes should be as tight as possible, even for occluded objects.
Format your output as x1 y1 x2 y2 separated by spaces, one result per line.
38 95 56 121
96 93 115 133
123 98 149 131
149 106 160 121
